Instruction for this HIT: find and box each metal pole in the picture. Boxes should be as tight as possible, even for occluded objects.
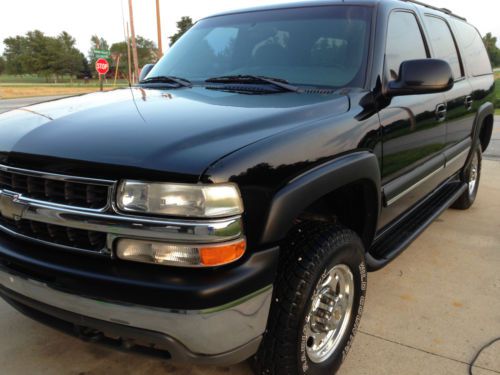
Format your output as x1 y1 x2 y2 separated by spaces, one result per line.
128 0 140 83
114 54 121 86
100 74 104 91
156 0 163 58
126 23 132 84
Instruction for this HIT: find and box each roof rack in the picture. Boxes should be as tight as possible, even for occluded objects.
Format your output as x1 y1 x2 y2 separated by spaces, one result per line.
401 0 467 21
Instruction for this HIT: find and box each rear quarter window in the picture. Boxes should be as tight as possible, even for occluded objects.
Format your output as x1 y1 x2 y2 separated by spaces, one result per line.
453 20 492 77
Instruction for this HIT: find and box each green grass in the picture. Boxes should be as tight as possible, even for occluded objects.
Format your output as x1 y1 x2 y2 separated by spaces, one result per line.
0 74 129 98
0 74 129 87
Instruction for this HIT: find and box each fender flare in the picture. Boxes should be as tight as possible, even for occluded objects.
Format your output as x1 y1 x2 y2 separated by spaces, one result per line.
260 151 381 247
471 102 494 152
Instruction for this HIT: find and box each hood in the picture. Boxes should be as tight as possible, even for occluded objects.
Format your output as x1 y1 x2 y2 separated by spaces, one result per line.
0 87 349 179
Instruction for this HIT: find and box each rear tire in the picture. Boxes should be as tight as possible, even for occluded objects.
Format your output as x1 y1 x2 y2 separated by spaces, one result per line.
252 223 367 375
452 142 482 210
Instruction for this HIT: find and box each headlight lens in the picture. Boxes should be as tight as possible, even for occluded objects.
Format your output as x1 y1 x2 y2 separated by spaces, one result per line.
117 181 243 218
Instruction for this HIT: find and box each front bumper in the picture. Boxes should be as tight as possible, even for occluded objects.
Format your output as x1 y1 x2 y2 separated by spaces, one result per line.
0 267 272 365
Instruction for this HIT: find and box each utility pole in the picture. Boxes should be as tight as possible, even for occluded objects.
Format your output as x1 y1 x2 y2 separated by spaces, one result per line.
156 0 163 58
126 22 132 84
128 0 140 83
96 39 103 91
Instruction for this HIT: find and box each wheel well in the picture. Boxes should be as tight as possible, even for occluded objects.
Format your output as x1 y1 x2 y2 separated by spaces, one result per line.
479 114 494 152
295 179 378 249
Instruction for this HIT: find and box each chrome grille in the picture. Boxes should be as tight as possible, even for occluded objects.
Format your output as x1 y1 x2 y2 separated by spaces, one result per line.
0 164 114 254
0 216 106 252
0 169 109 210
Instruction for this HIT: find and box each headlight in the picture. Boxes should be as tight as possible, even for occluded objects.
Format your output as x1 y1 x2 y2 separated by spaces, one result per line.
116 181 244 218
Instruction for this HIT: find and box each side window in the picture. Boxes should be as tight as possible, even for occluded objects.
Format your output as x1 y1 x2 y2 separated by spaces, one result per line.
424 16 463 79
453 20 492 76
386 12 428 80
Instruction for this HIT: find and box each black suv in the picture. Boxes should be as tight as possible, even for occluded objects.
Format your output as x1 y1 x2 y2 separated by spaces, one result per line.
0 1 495 374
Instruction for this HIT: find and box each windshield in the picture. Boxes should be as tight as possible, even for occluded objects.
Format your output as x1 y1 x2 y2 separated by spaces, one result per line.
147 5 372 88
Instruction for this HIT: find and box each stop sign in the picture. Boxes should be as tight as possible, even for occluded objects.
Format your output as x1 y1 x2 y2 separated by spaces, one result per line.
95 58 109 75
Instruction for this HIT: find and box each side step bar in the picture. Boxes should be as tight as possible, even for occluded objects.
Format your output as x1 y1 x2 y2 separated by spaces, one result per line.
366 181 467 270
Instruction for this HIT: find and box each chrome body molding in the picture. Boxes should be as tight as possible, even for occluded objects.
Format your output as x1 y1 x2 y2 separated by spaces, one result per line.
0 269 272 356
446 148 469 168
385 165 444 206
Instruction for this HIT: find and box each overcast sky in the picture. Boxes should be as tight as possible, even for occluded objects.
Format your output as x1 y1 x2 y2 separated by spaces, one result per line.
1 0 499 57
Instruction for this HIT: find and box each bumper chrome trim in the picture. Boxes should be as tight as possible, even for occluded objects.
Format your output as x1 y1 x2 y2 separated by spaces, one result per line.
0 269 272 356
19 198 243 243
0 188 243 255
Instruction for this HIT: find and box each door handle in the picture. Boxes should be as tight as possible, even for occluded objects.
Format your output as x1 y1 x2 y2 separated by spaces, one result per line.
435 104 447 121
465 96 473 111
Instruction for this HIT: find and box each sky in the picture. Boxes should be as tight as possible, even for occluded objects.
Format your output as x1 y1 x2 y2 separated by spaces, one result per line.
0 0 499 57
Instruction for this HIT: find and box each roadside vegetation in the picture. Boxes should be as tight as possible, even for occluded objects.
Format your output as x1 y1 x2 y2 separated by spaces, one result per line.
0 18 197 99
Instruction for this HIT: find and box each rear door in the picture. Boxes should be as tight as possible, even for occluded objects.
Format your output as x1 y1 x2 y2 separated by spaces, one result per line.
422 14 473 176
379 10 448 228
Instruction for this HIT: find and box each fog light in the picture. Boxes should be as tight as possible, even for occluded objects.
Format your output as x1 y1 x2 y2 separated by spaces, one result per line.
116 238 246 267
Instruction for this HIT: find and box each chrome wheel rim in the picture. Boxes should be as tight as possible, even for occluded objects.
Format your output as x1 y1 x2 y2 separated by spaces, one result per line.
468 153 479 196
304 264 354 363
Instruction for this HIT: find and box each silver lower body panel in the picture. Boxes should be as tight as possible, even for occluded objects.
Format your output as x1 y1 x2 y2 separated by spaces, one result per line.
0 269 272 361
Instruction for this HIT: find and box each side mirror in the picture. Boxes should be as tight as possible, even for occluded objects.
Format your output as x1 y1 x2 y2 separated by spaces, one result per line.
386 59 454 97
139 64 155 82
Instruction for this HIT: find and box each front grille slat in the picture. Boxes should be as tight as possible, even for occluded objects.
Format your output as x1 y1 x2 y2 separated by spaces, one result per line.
0 217 106 252
0 166 112 253
0 169 109 210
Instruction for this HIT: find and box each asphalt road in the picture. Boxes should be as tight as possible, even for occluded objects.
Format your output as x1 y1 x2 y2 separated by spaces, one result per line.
0 96 68 114
484 116 500 161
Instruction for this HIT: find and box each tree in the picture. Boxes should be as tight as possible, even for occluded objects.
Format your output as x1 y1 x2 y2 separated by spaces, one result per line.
483 33 500 67
111 36 157 68
169 16 194 46
90 35 109 52
3 35 29 75
3 30 85 80
0 56 5 75
55 31 85 79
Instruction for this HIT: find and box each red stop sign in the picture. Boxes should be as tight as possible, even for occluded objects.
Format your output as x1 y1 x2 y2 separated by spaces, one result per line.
95 58 109 75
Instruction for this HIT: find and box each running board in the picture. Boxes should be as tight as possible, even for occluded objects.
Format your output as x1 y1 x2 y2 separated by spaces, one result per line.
366 181 467 270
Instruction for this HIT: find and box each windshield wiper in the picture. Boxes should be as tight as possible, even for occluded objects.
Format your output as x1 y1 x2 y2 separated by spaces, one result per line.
139 76 192 88
205 75 302 93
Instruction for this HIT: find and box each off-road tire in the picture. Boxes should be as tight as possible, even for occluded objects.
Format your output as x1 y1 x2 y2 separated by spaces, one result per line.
252 223 367 375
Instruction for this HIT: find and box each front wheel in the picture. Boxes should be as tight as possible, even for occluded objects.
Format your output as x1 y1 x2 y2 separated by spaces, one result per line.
253 223 367 375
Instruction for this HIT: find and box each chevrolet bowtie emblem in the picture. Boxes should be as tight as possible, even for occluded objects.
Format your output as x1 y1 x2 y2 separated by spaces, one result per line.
0 191 27 221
